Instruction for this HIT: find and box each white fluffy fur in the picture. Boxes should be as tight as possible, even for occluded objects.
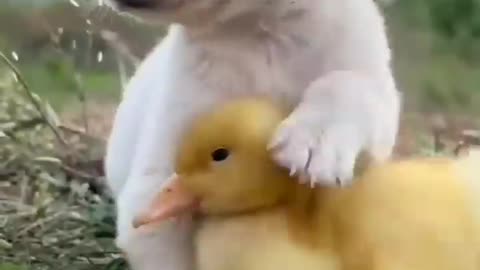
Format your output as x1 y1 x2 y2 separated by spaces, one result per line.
105 0 400 269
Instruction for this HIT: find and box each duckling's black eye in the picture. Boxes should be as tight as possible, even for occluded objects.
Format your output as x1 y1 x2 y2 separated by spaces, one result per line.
211 148 229 162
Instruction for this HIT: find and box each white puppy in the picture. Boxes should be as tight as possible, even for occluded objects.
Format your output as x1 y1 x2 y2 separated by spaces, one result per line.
105 0 400 269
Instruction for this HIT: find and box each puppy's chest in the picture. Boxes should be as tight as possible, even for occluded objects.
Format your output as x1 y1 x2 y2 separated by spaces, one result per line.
193 212 339 270
189 41 324 106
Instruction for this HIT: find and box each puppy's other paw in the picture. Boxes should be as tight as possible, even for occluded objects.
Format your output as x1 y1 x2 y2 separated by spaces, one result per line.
269 111 363 187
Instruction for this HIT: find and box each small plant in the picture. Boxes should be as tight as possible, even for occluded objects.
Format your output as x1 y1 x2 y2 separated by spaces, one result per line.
0 50 127 270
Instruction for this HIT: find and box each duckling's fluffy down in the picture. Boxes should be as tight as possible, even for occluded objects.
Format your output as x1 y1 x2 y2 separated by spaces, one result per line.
137 99 480 270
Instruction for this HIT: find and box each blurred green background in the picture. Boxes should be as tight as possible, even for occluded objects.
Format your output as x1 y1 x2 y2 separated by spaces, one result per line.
0 0 158 111
0 0 479 115
0 1 479 269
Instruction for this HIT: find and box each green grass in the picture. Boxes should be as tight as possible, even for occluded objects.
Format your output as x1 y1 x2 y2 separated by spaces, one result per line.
0 74 126 270
18 63 121 111
0 263 28 270
390 22 480 118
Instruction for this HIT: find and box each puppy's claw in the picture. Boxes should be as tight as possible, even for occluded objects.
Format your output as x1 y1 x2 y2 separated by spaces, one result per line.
289 167 297 177
309 177 316 188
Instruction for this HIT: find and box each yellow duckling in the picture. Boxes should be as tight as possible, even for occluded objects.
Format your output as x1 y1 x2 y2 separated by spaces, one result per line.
134 99 480 270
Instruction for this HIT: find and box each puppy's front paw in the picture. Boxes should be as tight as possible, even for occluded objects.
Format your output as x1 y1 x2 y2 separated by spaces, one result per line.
269 109 364 187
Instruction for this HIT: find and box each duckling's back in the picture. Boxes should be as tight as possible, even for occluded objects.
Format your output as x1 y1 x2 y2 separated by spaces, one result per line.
194 152 480 270
329 151 480 270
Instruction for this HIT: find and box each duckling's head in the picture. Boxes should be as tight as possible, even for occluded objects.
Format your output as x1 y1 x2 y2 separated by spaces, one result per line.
134 99 294 228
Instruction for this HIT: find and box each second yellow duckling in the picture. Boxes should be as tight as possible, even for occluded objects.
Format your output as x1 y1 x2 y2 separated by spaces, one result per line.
134 99 480 270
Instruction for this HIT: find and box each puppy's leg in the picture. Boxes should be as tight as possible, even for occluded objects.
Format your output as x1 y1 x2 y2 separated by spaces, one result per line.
104 29 183 197
104 82 152 197
270 70 400 186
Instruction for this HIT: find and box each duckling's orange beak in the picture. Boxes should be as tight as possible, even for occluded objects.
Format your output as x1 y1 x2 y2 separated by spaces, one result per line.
132 177 199 229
